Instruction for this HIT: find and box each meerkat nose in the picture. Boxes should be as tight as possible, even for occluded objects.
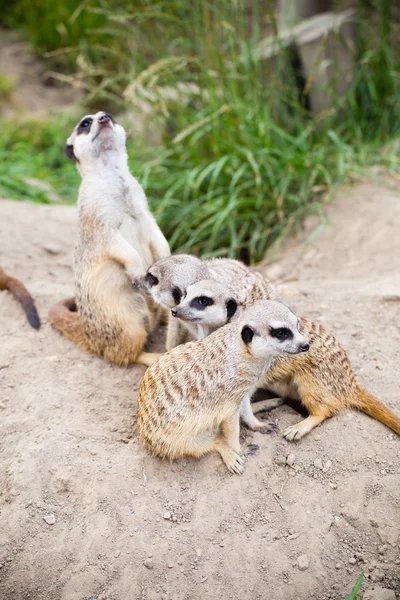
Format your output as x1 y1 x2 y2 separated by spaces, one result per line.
99 113 111 124
171 308 178 317
300 343 310 352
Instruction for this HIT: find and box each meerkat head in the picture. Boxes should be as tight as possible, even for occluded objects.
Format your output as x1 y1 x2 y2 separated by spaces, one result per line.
238 300 309 359
171 279 238 326
65 112 127 172
133 255 209 309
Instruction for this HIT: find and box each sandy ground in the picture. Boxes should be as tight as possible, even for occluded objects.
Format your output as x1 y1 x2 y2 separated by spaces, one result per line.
0 177 399 600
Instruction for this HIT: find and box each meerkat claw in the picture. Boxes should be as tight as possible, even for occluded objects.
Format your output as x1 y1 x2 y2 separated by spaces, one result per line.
258 422 279 434
243 443 259 456
283 424 303 441
225 452 245 474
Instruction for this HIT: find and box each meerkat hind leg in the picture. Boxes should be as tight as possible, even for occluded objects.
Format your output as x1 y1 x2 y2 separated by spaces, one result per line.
135 351 162 367
251 397 284 414
283 414 327 441
240 395 279 434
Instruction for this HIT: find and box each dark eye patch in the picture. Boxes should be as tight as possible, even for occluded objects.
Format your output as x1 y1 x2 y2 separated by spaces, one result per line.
77 117 93 135
190 296 214 310
270 327 293 341
146 272 159 287
226 299 237 320
172 287 182 305
241 325 254 345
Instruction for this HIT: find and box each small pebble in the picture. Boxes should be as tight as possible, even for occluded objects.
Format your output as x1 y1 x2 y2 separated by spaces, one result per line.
349 557 357 565
335 562 342 570
286 454 296 467
297 554 309 571
143 560 153 570
43 514 56 525
163 512 171 520
313 458 323 470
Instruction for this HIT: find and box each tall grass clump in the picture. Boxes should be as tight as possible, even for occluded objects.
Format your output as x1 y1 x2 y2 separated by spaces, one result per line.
3 0 400 260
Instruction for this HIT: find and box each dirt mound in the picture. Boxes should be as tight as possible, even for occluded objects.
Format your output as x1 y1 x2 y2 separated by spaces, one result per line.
0 178 399 599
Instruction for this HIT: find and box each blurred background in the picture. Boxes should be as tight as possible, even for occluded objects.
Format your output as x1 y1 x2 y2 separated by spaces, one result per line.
1 0 399 262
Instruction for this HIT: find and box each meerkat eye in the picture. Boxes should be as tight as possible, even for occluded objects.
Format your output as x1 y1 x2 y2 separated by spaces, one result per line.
172 287 182 305
270 327 293 341
77 117 93 134
196 296 213 308
146 272 159 287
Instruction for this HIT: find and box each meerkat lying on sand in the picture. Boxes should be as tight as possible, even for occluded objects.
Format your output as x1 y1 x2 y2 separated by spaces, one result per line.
49 112 170 366
0 267 40 329
174 278 400 439
138 300 308 473
134 254 276 350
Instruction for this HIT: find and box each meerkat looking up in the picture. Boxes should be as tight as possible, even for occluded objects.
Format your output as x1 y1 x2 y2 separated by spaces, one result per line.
49 112 170 366
134 254 276 350
138 300 308 474
174 278 400 439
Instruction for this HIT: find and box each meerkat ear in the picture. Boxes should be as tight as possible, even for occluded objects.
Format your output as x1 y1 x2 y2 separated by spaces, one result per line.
241 325 254 344
65 144 77 162
226 299 237 320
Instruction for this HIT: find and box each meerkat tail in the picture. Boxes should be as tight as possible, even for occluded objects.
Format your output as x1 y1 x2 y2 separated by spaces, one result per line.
354 385 400 436
0 267 41 329
48 297 88 347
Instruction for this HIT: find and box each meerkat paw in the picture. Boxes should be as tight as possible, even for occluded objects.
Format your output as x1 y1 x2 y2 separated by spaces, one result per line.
223 450 246 475
242 443 259 456
283 423 306 441
255 422 279 434
284 415 326 441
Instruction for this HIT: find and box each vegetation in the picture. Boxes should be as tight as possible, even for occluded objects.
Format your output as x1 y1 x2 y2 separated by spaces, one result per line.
345 572 364 600
2 1 400 260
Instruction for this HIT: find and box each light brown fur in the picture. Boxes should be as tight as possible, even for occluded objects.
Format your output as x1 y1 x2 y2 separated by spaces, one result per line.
258 318 400 439
154 256 400 439
48 112 170 367
0 267 40 329
138 300 307 473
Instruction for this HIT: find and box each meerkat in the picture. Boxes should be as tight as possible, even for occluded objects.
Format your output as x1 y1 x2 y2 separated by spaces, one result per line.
174 278 400 439
49 112 170 366
0 267 40 329
138 300 309 473
134 254 276 350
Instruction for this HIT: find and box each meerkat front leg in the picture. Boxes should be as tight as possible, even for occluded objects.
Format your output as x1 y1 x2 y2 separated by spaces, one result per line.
166 317 185 351
240 394 279 434
147 219 171 262
214 411 258 474
107 233 146 280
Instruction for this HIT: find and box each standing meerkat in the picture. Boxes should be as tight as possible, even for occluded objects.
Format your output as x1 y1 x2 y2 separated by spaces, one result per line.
138 300 308 473
174 278 400 439
49 112 170 366
134 254 276 349
0 267 40 329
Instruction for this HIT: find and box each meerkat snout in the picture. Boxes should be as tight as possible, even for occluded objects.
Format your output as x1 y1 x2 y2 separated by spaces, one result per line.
238 300 308 359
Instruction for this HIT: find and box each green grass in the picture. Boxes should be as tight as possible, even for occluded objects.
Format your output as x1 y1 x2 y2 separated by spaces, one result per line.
345 572 364 600
2 1 400 260
0 115 80 204
0 73 15 99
